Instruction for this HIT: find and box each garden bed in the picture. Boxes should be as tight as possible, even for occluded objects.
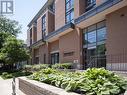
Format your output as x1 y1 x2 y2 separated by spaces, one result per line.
19 77 79 95
23 68 127 95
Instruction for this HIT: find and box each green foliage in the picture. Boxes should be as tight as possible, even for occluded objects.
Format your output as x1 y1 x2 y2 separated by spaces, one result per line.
1 72 13 79
0 16 27 68
0 16 21 36
23 65 33 71
29 68 127 95
23 64 50 72
0 32 10 50
1 71 32 79
52 63 72 69
0 36 29 64
32 64 50 71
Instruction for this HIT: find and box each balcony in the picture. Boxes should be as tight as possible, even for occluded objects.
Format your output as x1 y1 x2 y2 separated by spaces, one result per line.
75 0 127 28
45 23 75 42
29 39 45 49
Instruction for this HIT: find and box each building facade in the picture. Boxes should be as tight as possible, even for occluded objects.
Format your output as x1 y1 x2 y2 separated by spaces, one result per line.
27 0 127 70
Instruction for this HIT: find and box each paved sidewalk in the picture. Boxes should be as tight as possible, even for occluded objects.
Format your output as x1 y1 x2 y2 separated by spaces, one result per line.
0 77 25 95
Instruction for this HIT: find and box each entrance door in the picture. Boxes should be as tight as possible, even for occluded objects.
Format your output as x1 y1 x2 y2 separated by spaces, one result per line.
84 46 97 69
83 45 106 69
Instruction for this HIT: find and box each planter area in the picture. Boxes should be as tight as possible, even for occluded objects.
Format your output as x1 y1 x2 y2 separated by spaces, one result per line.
19 68 127 95
19 77 79 95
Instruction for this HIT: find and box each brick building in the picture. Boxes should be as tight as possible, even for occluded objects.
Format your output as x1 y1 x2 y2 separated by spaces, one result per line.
27 0 127 70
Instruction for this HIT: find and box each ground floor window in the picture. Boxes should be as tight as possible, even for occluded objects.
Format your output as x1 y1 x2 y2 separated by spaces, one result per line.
51 52 59 64
83 21 106 69
44 54 46 64
35 57 39 64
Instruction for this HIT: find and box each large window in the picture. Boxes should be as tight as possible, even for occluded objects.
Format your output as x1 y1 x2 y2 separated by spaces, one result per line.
49 2 55 13
42 15 46 37
30 28 32 45
86 0 96 11
83 21 106 69
65 0 74 23
84 21 106 46
51 52 59 64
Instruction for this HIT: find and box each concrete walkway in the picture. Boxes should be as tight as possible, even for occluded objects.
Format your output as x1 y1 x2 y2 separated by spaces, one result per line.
0 77 25 95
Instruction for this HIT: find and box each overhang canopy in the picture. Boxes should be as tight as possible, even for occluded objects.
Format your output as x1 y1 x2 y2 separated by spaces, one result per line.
45 23 75 42
75 0 127 29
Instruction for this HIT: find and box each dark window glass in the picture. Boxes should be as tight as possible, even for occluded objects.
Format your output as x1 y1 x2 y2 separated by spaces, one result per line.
44 54 46 64
65 0 74 23
86 0 96 11
49 2 55 13
42 15 46 37
84 33 88 44
83 21 106 69
51 52 59 64
97 44 106 55
30 28 32 45
35 57 39 64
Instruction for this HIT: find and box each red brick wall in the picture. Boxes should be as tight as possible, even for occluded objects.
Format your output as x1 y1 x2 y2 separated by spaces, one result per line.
39 44 49 64
49 40 59 52
32 26 37 43
96 0 107 6
47 11 55 33
74 0 86 19
55 0 65 30
106 6 127 55
37 16 42 41
59 29 81 64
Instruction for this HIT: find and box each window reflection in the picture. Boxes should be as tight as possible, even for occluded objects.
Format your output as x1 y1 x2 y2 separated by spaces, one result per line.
97 27 106 42
88 30 96 44
83 21 106 68
65 0 74 23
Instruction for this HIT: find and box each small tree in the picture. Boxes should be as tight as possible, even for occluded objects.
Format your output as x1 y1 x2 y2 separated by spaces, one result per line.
0 16 21 50
0 36 29 68
0 16 21 36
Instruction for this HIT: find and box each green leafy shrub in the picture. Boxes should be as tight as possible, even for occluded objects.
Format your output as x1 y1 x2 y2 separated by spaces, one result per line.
23 64 50 72
52 63 73 69
29 68 127 95
2 72 13 79
32 64 50 71
1 71 32 79
23 65 33 72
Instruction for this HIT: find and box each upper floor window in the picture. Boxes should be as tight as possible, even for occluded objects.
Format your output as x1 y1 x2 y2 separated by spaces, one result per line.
42 15 46 37
65 0 74 23
86 0 96 11
83 21 106 46
49 2 55 13
30 28 32 45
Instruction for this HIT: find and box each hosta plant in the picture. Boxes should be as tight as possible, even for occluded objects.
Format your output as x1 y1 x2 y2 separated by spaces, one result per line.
29 68 127 95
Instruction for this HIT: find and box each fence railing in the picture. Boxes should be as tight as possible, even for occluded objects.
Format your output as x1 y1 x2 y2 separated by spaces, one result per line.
87 54 127 71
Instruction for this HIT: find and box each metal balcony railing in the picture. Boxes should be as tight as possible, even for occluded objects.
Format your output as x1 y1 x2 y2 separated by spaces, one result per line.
86 53 127 71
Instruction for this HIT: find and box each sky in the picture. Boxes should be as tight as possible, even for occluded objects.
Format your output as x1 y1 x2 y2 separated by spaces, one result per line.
7 0 47 43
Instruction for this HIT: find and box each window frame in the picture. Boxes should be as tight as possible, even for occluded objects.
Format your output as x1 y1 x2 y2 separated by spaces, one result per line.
51 52 59 64
65 0 74 23
42 15 46 37
86 0 96 11
83 21 106 47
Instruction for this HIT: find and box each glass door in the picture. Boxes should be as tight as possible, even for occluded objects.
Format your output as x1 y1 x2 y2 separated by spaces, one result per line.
85 46 97 69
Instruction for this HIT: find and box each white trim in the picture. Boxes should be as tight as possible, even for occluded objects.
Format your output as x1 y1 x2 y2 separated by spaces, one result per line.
48 9 55 15
50 50 59 54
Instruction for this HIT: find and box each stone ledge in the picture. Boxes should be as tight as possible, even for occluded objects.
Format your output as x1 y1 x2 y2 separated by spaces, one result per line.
18 77 79 95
